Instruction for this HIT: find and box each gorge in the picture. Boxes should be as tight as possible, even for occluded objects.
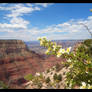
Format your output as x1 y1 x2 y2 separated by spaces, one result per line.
0 40 64 89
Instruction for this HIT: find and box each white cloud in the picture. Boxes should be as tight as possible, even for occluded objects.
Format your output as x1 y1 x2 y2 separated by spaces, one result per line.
27 15 92 40
0 3 53 40
0 3 45 30
10 17 29 29
6 4 40 18
0 16 29 29
0 3 91 41
0 28 14 32
35 3 53 8
0 14 91 41
0 23 24 29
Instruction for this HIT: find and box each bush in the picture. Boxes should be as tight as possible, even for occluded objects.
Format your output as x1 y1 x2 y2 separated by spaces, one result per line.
53 73 57 80
47 69 50 73
0 81 8 89
65 43 92 88
24 74 34 81
83 39 92 47
37 82 42 89
77 40 92 59
38 37 92 89
57 74 62 81
53 73 62 82
88 46 92 57
46 77 50 83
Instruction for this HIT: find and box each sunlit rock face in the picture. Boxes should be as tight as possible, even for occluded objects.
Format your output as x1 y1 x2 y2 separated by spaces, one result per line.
0 40 63 89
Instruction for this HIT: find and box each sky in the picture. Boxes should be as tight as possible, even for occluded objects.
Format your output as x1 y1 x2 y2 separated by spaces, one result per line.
0 3 92 41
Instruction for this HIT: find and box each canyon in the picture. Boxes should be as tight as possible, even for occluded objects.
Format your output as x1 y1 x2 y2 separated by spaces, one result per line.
0 40 64 89
26 40 83 54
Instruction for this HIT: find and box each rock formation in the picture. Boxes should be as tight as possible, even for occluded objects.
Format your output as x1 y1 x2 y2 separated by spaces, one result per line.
0 40 63 89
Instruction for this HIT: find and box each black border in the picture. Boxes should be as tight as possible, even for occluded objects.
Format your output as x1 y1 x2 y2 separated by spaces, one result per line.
0 0 92 3
0 1 92 92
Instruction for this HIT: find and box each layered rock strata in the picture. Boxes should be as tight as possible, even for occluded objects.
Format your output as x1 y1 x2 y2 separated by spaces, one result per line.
0 40 63 89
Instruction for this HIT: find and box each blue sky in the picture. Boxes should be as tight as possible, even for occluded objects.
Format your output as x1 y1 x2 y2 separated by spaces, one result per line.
0 3 92 41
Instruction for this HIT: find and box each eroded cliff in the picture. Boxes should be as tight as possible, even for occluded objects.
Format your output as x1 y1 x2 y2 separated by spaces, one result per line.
0 40 62 89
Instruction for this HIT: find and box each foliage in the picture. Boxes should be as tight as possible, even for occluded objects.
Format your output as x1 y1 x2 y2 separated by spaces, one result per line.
46 77 50 83
24 74 34 81
57 74 62 81
37 37 71 57
64 41 92 88
83 39 92 47
24 72 45 88
0 81 8 89
38 37 92 89
37 82 42 89
53 73 62 82
53 73 58 81
47 69 50 73
83 39 92 58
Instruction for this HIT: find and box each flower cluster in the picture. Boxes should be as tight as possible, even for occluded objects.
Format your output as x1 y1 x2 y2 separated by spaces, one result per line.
38 37 71 57
80 82 92 89
35 72 40 76
37 37 92 89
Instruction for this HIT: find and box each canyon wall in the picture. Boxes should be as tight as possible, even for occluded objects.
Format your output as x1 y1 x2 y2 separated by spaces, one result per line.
0 40 62 89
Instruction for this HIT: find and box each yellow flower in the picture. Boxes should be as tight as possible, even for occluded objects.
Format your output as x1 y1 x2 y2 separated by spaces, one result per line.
88 84 92 89
59 48 65 53
80 86 87 89
45 47 51 54
67 59 71 62
69 64 73 68
46 43 49 47
82 82 86 86
45 49 50 54
40 41 43 46
88 80 91 82
56 48 66 57
66 47 71 54
80 82 87 89
53 45 57 51
86 60 91 64
51 42 53 45
57 51 62 57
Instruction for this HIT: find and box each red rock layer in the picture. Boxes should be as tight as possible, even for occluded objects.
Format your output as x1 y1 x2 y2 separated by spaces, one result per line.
0 40 64 89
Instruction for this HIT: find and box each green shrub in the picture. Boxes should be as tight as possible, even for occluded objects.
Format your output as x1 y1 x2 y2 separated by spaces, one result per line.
83 39 92 47
53 73 58 80
37 82 42 89
24 74 34 81
88 46 92 57
53 73 62 82
65 44 92 88
57 74 62 81
46 77 50 83
47 69 50 73
38 37 92 89
0 81 8 89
